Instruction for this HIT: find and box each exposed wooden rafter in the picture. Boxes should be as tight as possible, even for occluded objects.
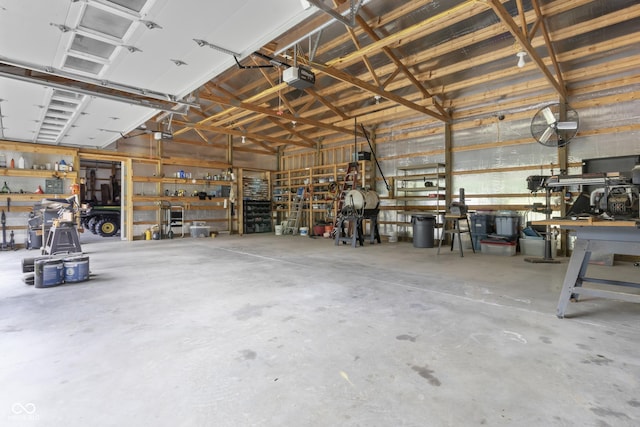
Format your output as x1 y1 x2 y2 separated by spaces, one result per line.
484 0 567 99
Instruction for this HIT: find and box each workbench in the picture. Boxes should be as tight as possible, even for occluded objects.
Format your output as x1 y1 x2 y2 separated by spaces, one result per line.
534 219 640 318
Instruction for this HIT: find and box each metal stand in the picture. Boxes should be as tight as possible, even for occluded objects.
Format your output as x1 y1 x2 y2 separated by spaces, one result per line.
169 205 185 238
334 214 380 248
556 225 640 318
525 188 560 264
42 221 82 255
438 214 475 257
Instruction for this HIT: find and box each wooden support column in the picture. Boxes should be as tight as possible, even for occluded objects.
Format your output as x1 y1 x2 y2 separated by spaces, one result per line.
227 134 234 233
124 158 134 241
444 122 453 209
558 144 569 256
369 127 378 191
558 102 569 256
315 142 322 167
226 134 233 165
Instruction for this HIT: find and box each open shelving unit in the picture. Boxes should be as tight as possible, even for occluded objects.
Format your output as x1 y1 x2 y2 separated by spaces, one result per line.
392 163 447 239
271 161 372 230
0 141 80 247
240 169 271 235
131 157 235 237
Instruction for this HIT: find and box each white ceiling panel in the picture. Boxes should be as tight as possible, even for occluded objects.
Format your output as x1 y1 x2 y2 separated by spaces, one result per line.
0 0 315 148
0 79 51 142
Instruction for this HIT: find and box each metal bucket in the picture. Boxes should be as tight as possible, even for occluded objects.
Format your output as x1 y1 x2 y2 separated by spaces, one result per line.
34 259 64 288
63 256 90 283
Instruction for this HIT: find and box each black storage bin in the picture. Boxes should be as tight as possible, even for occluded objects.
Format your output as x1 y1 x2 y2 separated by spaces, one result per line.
412 214 435 248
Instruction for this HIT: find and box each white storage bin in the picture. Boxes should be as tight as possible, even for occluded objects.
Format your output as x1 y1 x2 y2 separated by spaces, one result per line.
481 240 516 256
190 225 211 238
520 237 557 258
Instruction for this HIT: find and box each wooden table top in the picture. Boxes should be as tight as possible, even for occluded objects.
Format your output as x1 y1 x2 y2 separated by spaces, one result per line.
533 218 638 228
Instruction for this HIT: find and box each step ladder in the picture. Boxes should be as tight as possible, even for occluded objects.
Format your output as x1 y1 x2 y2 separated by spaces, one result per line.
283 187 305 235
336 162 360 214
332 162 360 237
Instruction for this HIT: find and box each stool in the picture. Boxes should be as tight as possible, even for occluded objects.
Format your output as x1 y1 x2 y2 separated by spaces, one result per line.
437 214 475 257
42 221 82 255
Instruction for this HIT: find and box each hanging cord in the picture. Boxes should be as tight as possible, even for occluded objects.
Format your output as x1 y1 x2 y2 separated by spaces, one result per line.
360 124 390 191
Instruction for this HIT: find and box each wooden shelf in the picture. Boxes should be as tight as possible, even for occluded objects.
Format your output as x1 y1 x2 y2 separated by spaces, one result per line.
396 186 445 192
132 176 232 186
0 193 73 201
396 173 445 181
0 168 77 179
132 196 227 203
397 163 444 171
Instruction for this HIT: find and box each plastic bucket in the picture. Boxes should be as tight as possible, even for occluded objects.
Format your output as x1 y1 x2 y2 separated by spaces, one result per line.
313 225 325 236
64 256 90 283
412 214 435 248
275 225 283 235
34 259 64 288
299 227 309 236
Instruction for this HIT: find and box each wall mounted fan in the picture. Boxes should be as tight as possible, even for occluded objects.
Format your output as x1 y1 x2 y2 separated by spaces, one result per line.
530 103 579 147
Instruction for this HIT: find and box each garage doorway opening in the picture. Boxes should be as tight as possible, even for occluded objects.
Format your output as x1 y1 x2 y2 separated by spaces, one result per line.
77 155 129 241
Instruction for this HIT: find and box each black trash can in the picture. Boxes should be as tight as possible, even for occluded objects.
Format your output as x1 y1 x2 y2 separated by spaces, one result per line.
412 214 435 248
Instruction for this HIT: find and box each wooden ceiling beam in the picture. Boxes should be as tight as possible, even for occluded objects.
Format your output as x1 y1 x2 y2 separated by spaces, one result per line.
251 19 635 138
531 0 565 93
184 92 361 139
267 117 318 148
173 121 309 149
484 0 567 99
355 15 447 117
326 0 485 69
186 1 593 138
310 60 449 122
515 0 528 39
340 7 382 89
253 58 297 116
304 87 349 120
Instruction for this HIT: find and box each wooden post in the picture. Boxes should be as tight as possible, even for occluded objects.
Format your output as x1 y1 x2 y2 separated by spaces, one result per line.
444 122 453 209
125 158 134 241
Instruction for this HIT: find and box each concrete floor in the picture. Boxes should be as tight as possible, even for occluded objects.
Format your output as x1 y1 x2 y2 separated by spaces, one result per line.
1 233 639 426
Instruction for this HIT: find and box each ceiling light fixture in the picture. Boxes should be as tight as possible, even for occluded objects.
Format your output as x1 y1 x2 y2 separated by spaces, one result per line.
516 51 527 68
170 59 187 66
241 136 246 144
50 23 72 33
192 39 240 57
141 20 162 30
124 45 142 53
374 95 381 104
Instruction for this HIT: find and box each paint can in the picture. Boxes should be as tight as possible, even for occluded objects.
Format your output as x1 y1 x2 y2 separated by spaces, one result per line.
299 227 309 236
34 259 65 288
63 256 90 283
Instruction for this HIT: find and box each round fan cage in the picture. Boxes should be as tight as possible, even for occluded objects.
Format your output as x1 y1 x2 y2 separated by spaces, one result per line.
530 103 579 147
